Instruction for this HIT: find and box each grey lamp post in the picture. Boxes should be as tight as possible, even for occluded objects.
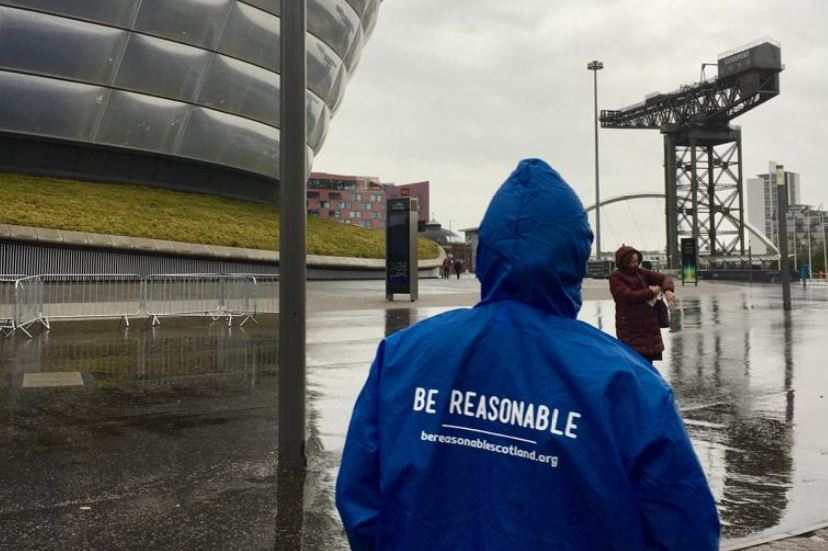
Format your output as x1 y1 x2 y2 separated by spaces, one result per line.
588 60 604 259
279 0 308 468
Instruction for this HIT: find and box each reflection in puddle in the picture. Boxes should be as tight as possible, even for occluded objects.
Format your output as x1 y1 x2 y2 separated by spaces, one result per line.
2 318 277 390
579 290 828 545
385 308 414 337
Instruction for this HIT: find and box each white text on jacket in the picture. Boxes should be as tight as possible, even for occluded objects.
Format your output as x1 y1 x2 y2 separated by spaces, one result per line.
413 387 581 439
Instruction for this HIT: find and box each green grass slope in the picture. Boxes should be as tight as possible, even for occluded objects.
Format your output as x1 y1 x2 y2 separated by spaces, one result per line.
0 173 440 259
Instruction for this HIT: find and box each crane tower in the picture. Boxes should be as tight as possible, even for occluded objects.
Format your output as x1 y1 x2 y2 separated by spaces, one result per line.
601 39 783 268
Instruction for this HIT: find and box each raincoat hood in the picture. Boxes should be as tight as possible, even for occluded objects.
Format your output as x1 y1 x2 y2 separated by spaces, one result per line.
476 159 593 318
615 245 642 274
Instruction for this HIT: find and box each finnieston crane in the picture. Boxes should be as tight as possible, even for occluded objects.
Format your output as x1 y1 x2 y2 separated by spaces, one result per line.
601 39 783 268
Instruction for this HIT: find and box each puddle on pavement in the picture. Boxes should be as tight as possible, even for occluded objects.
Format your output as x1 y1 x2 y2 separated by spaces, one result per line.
1 285 827 548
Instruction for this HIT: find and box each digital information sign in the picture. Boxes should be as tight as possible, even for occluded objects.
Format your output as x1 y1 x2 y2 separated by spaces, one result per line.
681 238 698 286
386 197 419 301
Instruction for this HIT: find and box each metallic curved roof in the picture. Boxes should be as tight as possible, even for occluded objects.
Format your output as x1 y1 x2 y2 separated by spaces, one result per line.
0 0 381 181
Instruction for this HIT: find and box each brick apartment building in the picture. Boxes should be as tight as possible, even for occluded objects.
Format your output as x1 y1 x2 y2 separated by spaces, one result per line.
307 172 429 229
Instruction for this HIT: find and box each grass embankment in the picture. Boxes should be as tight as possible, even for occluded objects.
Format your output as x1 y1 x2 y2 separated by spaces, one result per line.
0 174 440 259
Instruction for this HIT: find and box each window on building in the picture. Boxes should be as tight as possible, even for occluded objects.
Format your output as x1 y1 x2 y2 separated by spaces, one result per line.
364 203 372 210
341 201 351 209
307 191 320 199
329 192 342 200
307 209 319 216
320 201 330 208
353 193 362 201
329 210 341 218
362 220 373 228
349 211 358 219
308 179 360 191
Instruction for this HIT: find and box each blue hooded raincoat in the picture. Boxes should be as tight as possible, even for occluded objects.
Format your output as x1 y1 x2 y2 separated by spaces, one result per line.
336 159 719 550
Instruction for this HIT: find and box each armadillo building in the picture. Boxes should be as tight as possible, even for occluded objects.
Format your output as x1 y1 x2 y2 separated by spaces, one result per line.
0 0 380 202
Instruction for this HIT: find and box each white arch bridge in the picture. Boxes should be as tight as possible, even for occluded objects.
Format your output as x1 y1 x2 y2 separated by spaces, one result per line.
584 193 779 256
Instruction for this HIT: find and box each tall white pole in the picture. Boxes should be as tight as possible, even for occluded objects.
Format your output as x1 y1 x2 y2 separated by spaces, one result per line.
792 213 798 271
588 60 604 259
807 208 813 279
822 210 826 278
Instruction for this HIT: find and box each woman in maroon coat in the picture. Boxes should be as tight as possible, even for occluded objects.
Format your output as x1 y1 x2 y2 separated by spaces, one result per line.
609 245 677 363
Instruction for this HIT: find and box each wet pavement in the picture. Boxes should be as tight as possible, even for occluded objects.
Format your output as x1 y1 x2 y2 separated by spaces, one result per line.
0 280 827 549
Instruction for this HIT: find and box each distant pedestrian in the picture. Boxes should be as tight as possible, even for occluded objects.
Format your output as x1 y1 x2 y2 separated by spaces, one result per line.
442 257 453 280
453 258 464 279
609 245 678 363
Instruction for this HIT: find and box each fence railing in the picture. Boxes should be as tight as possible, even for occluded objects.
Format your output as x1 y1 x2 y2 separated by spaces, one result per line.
144 273 225 325
41 273 143 323
230 274 280 316
0 277 18 335
0 273 279 337
0 276 50 337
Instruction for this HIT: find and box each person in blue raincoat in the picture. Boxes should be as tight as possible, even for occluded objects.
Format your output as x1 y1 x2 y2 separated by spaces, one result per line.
336 159 719 550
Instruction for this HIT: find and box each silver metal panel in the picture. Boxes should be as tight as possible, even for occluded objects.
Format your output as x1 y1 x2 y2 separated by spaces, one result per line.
133 0 233 50
327 65 348 111
241 0 278 16
217 2 279 71
308 0 359 58
114 34 212 102
307 33 341 103
0 70 104 140
362 0 380 35
0 0 382 182
197 54 279 127
344 0 370 17
0 7 128 85
343 24 365 72
95 90 189 153
178 107 278 177
306 92 330 152
0 0 140 27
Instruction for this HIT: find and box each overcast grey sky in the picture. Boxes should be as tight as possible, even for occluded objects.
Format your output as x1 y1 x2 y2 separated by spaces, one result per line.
314 0 828 252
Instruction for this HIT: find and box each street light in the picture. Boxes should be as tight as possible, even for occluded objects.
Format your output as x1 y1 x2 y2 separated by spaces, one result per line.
816 202 825 278
587 60 604 260
822 210 827 279
806 206 813 279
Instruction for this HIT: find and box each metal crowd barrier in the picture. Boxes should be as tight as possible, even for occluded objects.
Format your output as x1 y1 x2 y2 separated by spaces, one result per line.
12 276 49 337
224 273 280 319
250 275 280 315
142 273 277 326
0 273 279 336
144 273 225 326
0 276 17 335
219 274 258 326
41 273 143 325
